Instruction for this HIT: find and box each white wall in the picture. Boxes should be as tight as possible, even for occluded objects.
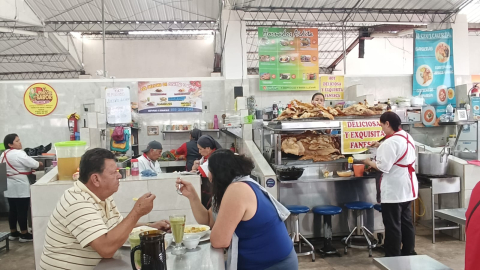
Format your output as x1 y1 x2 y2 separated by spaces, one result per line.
470 35 480 75
82 38 215 78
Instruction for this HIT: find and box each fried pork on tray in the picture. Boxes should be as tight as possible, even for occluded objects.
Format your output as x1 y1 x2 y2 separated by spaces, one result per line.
281 131 344 162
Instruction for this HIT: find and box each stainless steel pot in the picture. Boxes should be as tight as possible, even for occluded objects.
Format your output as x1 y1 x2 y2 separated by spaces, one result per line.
417 151 449 176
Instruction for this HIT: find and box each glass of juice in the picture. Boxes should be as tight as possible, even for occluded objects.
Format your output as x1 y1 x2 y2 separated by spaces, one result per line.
169 214 186 255
129 232 142 268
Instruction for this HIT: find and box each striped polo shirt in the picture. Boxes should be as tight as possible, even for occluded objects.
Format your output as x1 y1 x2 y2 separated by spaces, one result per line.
40 181 124 270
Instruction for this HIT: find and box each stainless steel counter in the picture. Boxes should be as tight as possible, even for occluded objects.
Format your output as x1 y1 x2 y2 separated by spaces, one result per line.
279 174 382 238
373 255 452 270
95 243 225 270
435 208 466 225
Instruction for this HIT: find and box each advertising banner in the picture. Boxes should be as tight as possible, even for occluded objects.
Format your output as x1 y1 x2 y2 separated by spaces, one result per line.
258 27 319 91
341 120 385 154
413 29 455 126
320 76 344 100
138 81 202 113
23 83 58 116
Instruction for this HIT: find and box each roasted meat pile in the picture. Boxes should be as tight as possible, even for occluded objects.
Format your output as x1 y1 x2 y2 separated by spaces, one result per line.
281 131 345 162
277 100 383 120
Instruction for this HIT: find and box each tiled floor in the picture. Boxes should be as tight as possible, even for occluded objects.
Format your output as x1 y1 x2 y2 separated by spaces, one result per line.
0 217 466 270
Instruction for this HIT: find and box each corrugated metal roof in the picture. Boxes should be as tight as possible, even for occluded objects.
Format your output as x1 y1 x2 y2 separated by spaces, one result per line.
462 1 480 23
26 0 220 22
230 0 466 11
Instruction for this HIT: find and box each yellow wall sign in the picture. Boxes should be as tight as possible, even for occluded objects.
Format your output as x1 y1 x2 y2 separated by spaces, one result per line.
23 83 58 116
320 76 344 100
341 120 385 154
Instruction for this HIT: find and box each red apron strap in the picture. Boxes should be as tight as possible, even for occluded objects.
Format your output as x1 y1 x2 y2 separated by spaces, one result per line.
391 133 416 197
1 149 32 176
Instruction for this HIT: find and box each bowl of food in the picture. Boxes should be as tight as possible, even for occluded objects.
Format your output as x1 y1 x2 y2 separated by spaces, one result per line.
183 235 201 249
352 154 371 161
337 170 353 177
184 225 210 238
277 167 304 181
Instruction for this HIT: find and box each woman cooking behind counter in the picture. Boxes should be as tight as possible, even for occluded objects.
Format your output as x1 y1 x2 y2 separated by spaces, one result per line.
363 111 418 257
1 134 43 242
176 128 202 171
191 134 222 208
177 149 297 270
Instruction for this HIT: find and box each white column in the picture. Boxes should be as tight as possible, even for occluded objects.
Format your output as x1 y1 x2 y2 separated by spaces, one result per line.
221 10 248 84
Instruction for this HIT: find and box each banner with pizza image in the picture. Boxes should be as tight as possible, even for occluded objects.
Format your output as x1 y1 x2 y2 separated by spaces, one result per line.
412 29 455 127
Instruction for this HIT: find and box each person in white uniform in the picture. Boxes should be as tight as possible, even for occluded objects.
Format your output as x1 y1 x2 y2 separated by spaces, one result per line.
1 134 43 242
364 112 418 257
137 141 163 175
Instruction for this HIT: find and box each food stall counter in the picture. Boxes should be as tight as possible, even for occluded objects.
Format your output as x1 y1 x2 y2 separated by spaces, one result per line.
279 174 375 183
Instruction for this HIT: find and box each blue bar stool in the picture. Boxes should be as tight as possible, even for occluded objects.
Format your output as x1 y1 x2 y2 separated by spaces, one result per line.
373 204 382 212
343 201 377 257
312 205 342 258
285 205 315 262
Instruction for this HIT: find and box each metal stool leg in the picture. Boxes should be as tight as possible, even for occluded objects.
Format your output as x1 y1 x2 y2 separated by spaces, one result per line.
344 209 377 257
290 213 315 262
319 215 341 258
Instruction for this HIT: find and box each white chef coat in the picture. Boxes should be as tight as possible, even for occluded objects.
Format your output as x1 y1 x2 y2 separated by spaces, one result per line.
198 156 210 178
137 154 163 175
375 130 418 203
0 149 39 198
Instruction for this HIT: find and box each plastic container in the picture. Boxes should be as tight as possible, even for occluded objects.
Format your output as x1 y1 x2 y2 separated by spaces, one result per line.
131 159 139 176
353 164 365 177
213 115 219 129
55 141 87 180
126 167 131 177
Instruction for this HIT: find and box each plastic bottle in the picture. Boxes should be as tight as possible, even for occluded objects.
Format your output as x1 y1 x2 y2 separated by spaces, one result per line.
131 159 139 176
465 103 471 120
125 167 131 177
213 115 219 129
347 157 353 171
278 101 283 115
272 103 278 119
446 104 454 122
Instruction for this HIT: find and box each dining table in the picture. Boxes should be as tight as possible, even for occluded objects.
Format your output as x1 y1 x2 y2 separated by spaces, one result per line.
95 242 226 270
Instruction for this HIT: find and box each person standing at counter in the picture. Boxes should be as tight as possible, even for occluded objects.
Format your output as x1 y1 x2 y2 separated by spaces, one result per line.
177 149 297 270
191 135 222 208
311 92 325 107
176 128 202 171
40 148 170 270
1 134 43 242
363 111 418 257
138 140 163 175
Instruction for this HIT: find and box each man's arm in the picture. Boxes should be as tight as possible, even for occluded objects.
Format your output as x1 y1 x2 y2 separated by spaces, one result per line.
88 193 155 258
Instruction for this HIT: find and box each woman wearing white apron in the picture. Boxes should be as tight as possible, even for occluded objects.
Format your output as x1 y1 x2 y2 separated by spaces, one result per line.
1 134 43 242
364 112 418 257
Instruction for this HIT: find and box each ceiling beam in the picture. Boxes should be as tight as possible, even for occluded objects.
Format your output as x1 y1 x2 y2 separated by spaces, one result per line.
328 37 361 69
0 53 69 63
0 71 81 80
0 0 43 27
41 21 218 32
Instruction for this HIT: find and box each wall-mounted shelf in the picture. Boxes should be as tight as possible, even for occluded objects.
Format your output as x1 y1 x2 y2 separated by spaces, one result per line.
161 129 220 140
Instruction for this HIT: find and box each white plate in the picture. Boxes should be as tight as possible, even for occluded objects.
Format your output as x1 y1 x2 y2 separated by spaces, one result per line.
353 154 371 160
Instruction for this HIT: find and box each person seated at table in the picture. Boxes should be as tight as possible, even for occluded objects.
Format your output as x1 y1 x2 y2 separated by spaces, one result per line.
177 149 298 270
138 140 163 175
40 148 170 270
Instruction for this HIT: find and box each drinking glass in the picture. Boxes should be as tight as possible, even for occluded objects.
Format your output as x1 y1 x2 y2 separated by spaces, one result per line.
169 214 186 255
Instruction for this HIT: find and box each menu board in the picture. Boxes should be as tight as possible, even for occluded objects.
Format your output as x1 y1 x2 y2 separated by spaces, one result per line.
105 87 131 124
341 120 385 154
138 81 202 113
413 29 455 125
320 76 344 100
258 27 319 91
23 83 58 116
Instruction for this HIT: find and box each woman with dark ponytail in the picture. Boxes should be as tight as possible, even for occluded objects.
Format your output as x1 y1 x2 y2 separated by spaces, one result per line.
177 149 297 270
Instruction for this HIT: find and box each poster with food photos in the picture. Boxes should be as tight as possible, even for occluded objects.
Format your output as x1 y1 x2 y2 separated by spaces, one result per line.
413 29 455 125
258 27 319 91
138 81 202 113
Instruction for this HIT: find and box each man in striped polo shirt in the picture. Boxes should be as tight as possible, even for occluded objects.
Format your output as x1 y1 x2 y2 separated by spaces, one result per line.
40 148 171 270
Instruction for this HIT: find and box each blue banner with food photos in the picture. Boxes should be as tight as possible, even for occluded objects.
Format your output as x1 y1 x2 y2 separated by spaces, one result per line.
413 29 455 126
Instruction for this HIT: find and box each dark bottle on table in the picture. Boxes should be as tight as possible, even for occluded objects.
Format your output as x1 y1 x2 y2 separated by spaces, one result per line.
131 231 167 270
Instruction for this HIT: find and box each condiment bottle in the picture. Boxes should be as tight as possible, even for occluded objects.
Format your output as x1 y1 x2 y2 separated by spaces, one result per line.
125 167 131 177
131 159 139 176
213 115 219 129
347 157 353 170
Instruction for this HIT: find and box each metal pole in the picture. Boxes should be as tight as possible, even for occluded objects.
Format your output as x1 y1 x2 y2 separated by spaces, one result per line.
102 0 106 78
342 24 347 74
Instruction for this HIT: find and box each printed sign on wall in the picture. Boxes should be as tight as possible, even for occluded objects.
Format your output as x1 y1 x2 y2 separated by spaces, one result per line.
138 81 202 113
413 29 455 126
23 83 58 116
320 76 344 100
105 87 131 124
341 120 386 154
258 27 319 91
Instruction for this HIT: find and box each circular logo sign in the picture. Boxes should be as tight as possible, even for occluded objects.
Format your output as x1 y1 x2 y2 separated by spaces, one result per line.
266 178 276 188
24 83 58 116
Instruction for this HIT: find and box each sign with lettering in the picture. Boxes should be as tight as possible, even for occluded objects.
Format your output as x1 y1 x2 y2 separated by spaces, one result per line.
138 81 202 113
23 83 58 116
105 87 131 124
320 76 344 100
258 27 319 91
413 29 455 122
341 120 385 154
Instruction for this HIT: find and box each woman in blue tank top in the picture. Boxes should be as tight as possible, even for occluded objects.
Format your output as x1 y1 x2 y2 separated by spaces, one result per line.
177 149 297 270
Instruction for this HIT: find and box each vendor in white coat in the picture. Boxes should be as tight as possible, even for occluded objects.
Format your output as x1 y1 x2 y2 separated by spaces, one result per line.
364 112 418 257
137 141 163 175
1 134 43 242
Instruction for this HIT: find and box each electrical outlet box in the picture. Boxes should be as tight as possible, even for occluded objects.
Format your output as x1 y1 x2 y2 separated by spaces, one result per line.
203 101 210 113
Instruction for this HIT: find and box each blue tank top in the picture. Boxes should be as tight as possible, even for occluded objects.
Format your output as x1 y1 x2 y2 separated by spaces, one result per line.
235 182 293 270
